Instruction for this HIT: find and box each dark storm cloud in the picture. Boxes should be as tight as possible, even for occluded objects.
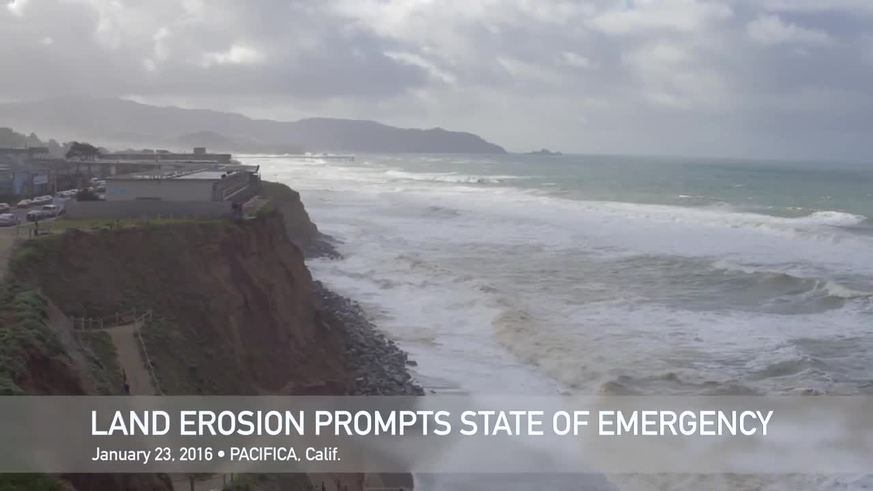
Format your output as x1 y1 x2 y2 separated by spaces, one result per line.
2 0 873 160
0 0 429 98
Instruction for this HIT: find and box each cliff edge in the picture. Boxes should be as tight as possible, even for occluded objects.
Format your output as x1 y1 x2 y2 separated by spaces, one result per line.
0 182 419 490
9 213 348 395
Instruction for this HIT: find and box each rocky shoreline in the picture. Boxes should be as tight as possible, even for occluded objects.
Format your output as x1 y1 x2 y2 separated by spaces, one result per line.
313 280 424 396
273 183 423 396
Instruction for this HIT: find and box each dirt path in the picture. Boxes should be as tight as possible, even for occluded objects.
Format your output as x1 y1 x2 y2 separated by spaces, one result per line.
98 317 397 491
99 320 230 490
106 323 156 395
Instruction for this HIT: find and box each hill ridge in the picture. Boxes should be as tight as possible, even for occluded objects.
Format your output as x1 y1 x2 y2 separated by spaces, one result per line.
0 96 506 154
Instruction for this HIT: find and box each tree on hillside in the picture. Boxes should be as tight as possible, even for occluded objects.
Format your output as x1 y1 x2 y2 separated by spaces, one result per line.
46 139 64 157
26 132 42 147
0 127 30 147
65 141 101 161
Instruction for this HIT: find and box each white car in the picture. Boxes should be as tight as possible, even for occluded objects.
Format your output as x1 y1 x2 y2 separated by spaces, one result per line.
0 213 19 227
41 204 61 217
32 195 53 205
0 203 10 213
16 199 32 208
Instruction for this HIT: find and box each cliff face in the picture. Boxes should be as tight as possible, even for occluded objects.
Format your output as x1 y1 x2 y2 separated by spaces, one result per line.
259 181 319 250
10 213 350 395
1 185 417 490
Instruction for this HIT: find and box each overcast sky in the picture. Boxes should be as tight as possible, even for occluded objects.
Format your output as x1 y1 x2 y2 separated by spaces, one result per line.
2 0 873 160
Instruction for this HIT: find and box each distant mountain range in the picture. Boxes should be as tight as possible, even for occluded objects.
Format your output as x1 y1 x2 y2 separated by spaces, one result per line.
0 96 506 154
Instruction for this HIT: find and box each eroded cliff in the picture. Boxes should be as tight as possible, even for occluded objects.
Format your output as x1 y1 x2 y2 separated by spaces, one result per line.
9 212 350 395
0 182 418 490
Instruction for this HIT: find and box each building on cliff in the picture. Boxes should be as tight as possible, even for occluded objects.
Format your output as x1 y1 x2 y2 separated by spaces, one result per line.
105 168 258 202
85 147 238 178
0 147 237 199
65 148 261 219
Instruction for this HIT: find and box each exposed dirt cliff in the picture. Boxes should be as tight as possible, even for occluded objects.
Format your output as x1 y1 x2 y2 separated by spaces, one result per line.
1 182 418 490
260 181 338 258
9 212 350 395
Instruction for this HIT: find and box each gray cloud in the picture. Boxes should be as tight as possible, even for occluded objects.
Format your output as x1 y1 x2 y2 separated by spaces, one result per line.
2 0 873 160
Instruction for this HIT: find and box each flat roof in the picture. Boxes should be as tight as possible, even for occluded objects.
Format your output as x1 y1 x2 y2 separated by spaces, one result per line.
178 170 229 180
93 159 224 165
108 168 247 181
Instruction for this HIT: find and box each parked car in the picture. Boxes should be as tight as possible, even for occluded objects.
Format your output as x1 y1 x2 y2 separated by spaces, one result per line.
26 210 43 222
0 203 10 213
0 213 19 227
16 199 32 208
32 195 53 205
41 204 62 217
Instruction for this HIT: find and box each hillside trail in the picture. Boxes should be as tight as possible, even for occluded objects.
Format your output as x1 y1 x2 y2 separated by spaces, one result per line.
96 320 227 491
91 312 406 490
104 321 156 395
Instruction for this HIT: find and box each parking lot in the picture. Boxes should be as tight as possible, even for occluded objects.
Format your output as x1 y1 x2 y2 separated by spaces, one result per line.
0 198 66 279
0 195 68 228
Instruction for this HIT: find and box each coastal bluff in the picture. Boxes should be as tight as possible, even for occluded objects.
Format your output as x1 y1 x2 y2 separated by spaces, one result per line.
1 181 419 490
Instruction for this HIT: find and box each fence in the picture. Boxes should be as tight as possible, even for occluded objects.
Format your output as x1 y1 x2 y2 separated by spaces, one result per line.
73 308 162 395
133 312 161 395
72 307 150 331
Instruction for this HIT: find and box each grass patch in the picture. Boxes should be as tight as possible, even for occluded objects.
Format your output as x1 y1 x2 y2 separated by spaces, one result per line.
140 316 246 395
0 474 65 491
0 289 64 395
78 330 124 395
7 235 62 278
47 216 221 233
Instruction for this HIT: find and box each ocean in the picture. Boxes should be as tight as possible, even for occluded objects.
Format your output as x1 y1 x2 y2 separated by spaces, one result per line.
251 153 873 489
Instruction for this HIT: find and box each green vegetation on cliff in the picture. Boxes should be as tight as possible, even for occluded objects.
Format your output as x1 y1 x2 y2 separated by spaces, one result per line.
0 283 124 395
140 315 228 394
0 474 65 491
77 329 125 395
9 214 349 396
0 185 364 490
0 288 63 394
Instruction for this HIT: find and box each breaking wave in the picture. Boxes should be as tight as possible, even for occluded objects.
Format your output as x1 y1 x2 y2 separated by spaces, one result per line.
384 170 519 185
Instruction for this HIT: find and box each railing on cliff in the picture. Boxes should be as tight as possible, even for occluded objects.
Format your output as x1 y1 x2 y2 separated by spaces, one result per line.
72 308 162 395
72 307 148 331
131 310 161 395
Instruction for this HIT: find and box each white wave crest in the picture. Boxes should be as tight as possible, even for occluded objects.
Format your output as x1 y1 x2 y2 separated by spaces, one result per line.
384 170 517 185
790 210 867 227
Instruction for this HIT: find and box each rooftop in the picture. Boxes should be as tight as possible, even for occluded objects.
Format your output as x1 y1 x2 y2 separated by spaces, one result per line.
177 170 230 180
107 168 249 182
